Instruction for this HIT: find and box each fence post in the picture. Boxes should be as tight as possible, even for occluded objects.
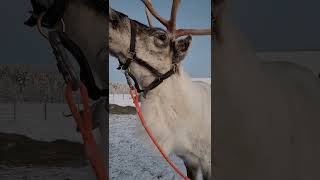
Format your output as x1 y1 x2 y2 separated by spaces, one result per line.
44 103 47 120
13 102 16 121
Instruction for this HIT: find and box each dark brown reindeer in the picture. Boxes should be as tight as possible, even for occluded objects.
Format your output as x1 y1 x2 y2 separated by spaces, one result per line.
109 1 211 179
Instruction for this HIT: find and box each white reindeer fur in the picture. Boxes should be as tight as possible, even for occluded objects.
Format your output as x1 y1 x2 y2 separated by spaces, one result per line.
140 68 211 164
214 1 320 180
109 8 211 179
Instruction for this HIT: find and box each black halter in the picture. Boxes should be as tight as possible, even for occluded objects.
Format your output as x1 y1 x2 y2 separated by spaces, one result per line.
117 20 177 97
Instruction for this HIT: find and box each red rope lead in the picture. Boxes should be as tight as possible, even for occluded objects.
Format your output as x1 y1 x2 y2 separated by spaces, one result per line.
129 88 190 180
65 81 107 180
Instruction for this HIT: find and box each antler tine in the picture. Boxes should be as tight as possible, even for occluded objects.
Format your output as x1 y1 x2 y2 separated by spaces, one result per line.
145 0 153 27
141 0 212 38
141 0 169 28
168 0 181 33
176 28 211 37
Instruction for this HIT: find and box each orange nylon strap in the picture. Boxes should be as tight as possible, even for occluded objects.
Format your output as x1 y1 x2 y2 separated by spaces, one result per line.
129 88 190 180
65 81 107 180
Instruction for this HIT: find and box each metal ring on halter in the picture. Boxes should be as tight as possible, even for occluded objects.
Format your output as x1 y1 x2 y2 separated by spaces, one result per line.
37 12 66 39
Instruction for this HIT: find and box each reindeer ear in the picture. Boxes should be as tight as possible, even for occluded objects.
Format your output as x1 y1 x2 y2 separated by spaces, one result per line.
173 35 192 63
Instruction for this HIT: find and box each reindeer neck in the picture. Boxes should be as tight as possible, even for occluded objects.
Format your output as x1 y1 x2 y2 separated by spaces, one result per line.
62 1 108 87
141 67 195 104
139 67 210 142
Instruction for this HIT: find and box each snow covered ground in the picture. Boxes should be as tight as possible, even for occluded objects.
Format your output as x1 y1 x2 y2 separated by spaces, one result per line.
109 94 133 107
109 114 187 180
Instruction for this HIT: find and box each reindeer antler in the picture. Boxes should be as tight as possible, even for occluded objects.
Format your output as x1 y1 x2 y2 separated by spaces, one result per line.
141 0 211 38
145 0 154 27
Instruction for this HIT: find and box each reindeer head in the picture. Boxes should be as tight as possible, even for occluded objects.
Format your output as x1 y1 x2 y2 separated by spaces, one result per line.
109 0 211 88
24 0 65 28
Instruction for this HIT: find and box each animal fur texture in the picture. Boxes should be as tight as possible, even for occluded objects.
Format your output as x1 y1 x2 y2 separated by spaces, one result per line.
109 7 211 179
213 1 320 180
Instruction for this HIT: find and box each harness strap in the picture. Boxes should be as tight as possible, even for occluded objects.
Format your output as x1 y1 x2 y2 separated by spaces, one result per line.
118 20 178 97
120 21 137 70
130 21 136 53
142 66 176 96
128 72 144 93
56 31 108 100
133 57 163 77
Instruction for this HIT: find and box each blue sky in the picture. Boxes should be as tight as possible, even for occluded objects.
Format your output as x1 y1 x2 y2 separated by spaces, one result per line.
109 0 211 82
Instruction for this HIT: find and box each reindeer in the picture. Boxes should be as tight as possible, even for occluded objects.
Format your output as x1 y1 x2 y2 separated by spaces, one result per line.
213 1 320 179
25 0 108 178
25 0 107 91
109 1 211 179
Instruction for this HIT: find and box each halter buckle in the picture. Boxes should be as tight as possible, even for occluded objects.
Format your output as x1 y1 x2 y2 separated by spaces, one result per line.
172 63 177 73
127 50 136 61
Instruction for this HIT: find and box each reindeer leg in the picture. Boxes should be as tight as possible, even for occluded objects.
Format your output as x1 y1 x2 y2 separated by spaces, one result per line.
202 171 211 180
184 161 198 180
201 165 212 180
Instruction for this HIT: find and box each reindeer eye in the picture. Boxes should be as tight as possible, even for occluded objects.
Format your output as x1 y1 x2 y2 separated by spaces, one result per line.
158 34 167 41
153 30 169 48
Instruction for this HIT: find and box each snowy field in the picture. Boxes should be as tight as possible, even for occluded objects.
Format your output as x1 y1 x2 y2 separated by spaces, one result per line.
109 94 133 107
109 114 188 180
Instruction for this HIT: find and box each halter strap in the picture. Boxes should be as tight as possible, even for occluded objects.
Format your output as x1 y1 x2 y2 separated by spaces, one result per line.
117 20 177 97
